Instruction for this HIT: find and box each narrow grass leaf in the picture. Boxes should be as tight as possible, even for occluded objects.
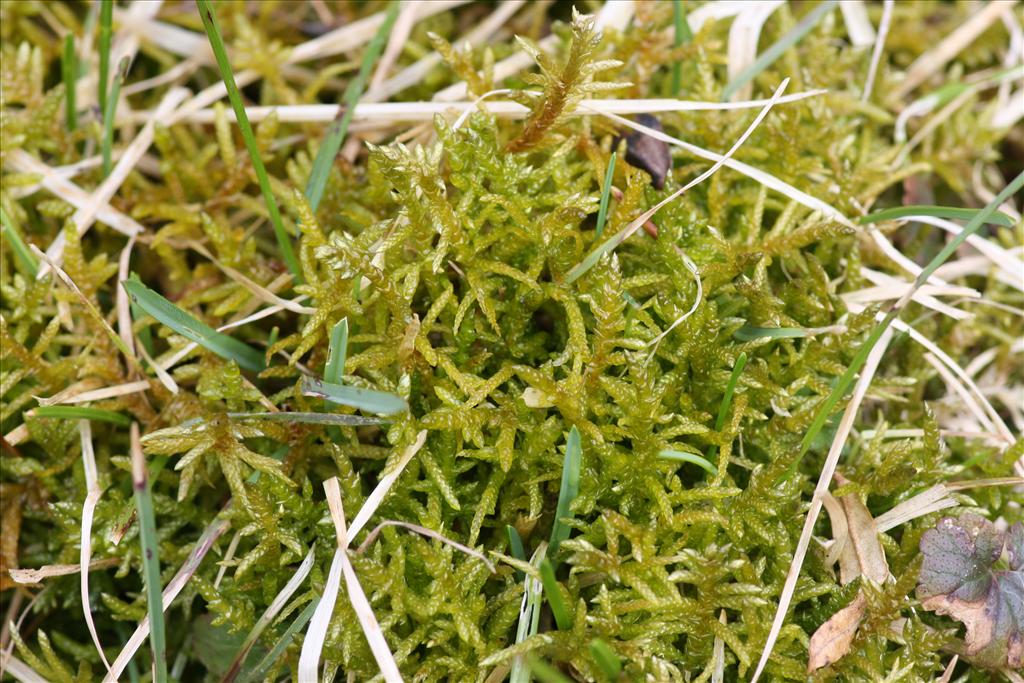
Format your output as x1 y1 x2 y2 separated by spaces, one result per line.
539 559 571 630
98 0 112 117
196 0 301 279
130 423 167 683
122 279 265 372
301 377 407 415
714 352 747 433
658 450 718 476
305 1 401 212
548 426 582 558
860 205 1014 227
526 656 574 683
671 0 693 96
227 411 387 426
1 207 39 277
722 1 837 101
62 33 77 131
589 639 622 678
102 57 128 176
507 525 526 580
239 599 317 683
34 406 131 427
595 151 616 238
325 317 348 383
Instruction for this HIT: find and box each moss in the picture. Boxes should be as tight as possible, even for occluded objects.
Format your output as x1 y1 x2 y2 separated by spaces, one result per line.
1 2 1022 681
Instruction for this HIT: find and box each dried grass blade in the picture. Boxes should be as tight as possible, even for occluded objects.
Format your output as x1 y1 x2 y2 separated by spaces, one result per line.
78 420 112 675
348 430 428 541
239 599 317 683
355 520 495 573
862 0 893 101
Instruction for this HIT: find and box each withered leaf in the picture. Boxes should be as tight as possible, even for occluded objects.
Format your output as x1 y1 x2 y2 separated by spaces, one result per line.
918 514 1023 669
808 594 867 672
622 114 671 190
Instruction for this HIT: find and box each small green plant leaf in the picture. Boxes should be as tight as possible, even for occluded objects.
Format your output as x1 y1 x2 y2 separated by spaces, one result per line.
239 599 317 683
658 450 718 476
671 0 692 96
859 205 1015 228
1 207 38 277
301 377 407 415
102 56 129 177
589 639 622 679
131 424 167 683
548 426 582 558
122 279 266 372
98 0 112 117
34 406 131 427
539 558 571 630
62 34 77 131
918 515 1023 669
526 655 574 683
325 318 349 384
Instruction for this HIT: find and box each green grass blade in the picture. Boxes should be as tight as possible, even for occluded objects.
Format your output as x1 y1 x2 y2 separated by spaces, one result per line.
670 0 692 96
1 207 38 277
325 318 348 383
658 449 718 476
859 205 1014 227
122 279 266 372
98 0 112 117
102 57 128 177
304 1 400 212
714 352 747 432
197 0 301 280
721 0 837 101
130 424 167 683
539 559 570 630
526 656 573 683
594 151 616 238
789 172 1024 474
734 326 809 341
227 411 387 426
34 406 131 427
301 377 408 415
548 426 581 558
62 34 77 131
238 599 318 683
507 525 526 562
590 639 622 679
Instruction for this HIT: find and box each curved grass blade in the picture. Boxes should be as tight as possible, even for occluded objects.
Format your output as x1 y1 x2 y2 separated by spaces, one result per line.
196 0 301 280
33 406 131 427
594 151 617 238
548 426 582 558
238 599 317 683
539 559 571 630
1 207 38 277
859 205 1014 227
301 377 407 416
304 1 401 212
722 0 837 101
590 639 622 679
122 279 265 372
130 423 167 683
658 449 718 476
62 34 77 131
325 317 348 383
227 411 387 426
526 655 573 683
